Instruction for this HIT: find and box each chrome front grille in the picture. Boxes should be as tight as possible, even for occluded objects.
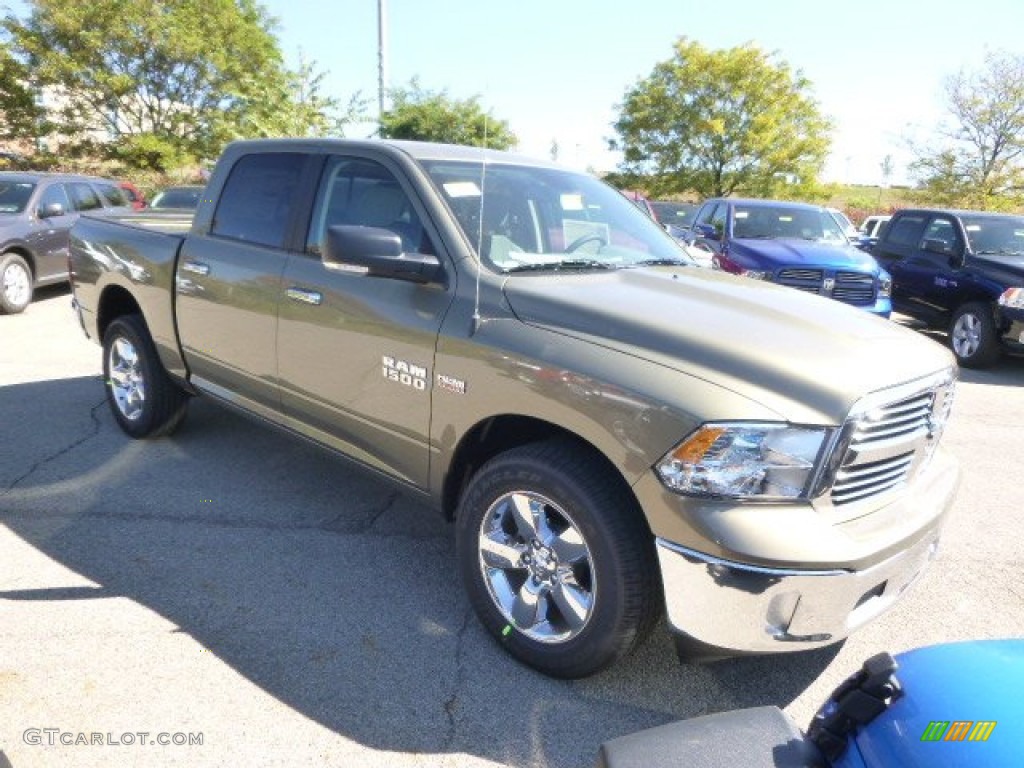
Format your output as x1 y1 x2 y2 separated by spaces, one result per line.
777 268 823 294
827 373 956 507
833 272 875 305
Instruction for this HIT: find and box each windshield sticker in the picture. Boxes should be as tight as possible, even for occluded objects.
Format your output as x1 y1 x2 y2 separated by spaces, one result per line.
443 181 481 198
965 224 981 231
734 211 749 219
560 194 585 211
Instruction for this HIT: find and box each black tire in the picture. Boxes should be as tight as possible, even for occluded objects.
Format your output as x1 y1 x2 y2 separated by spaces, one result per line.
456 437 660 678
949 302 1001 368
102 314 188 438
0 252 33 314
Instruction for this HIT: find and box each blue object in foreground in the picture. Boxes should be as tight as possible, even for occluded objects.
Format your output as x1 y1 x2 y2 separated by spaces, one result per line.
597 639 1024 768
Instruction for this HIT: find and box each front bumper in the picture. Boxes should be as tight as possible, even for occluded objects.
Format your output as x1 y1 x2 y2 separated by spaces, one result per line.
657 530 940 654
999 305 1024 351
653 448 959 655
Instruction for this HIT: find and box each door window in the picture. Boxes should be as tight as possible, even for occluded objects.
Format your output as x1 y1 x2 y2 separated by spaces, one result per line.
886 214 928 247
211 152 308 249
67 182 103 211
306 157 432 255
921 217 960 255
37 183 71 216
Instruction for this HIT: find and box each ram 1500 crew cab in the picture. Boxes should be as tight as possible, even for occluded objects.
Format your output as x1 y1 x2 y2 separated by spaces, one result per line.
69 139 960 678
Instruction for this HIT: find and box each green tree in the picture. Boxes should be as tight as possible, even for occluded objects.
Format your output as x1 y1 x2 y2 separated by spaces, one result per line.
379 80 516 149
229 53 367 141
910 51 1024 209
0 42 44 141
611 38 832 199
2 0 354 170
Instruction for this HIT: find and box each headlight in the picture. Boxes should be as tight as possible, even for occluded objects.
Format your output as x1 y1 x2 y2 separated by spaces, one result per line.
998 287 1024 309
878 271 892 298
656 423 829 499
740 269 770 280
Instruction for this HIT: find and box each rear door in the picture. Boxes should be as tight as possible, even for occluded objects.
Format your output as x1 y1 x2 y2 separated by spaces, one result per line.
276 153 454 488
175 151 316 413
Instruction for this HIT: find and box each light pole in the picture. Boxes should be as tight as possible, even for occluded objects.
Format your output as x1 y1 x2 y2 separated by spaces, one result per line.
378 0 388 129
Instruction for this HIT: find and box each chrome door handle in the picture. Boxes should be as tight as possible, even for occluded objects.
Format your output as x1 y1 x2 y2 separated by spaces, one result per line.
286 287 323 306
181 261 210 276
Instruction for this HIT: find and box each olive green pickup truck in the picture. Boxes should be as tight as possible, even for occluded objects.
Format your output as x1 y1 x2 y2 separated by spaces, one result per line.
69 139 960 678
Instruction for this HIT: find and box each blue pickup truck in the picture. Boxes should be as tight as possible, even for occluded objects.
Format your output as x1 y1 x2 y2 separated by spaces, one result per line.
872 208 1024 368
683 198 892 316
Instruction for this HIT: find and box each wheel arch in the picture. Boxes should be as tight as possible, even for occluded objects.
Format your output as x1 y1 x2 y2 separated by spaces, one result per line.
2 245 35 279
441 414 646 531
96 283 143 341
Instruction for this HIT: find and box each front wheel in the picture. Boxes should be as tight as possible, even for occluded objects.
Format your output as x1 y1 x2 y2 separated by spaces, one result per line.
456 438 659 678
0 252 33 314
102 315 188 438
949 302 1001 368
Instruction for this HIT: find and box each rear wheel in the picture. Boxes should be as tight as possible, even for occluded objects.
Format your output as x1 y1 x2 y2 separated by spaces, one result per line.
102 315 188 437
456 438 659 678
0 252 32 314
949 302 1001 368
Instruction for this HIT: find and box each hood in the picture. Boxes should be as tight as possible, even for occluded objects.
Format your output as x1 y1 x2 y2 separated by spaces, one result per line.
844 640 1024 768
732 238 881 272
970 253 1024 284
502 266 953 424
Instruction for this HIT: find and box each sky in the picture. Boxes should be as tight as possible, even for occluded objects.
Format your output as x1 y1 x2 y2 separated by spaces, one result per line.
256 0 1024 187
5 0 1021 185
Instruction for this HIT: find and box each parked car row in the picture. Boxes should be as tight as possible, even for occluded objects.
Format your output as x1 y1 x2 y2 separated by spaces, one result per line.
0 173 206 314
0 171 136 314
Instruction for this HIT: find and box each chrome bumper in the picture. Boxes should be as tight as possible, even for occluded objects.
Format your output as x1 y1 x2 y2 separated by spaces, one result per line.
656 529 941 654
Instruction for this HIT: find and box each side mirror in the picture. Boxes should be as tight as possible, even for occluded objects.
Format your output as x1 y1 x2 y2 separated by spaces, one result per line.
693 223 721 241
324 225 443 285
38 202 65 219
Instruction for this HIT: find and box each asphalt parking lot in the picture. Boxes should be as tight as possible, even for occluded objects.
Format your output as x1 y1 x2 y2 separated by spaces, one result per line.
2 286 1022 768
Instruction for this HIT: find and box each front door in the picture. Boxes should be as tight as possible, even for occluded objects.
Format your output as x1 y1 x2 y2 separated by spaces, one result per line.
277 154 454 488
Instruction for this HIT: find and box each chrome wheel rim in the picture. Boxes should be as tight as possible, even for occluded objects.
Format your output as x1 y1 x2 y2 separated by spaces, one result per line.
108 337 146 421
477 490 595 643
952 313 981 358
2 262 30 307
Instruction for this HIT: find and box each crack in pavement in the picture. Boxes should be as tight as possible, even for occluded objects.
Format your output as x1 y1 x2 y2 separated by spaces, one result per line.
321 490 400 533
442 605 474 751
2 397 107 496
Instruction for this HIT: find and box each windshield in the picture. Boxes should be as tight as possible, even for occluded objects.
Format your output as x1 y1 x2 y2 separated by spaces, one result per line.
0 181 36 214
732 204 847 242
963 215 1024 259
651 201 697 228
420 161 691 272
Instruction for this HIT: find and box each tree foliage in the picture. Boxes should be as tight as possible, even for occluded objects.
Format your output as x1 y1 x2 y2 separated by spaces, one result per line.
611 38 832 199
379 80 516 149
1 0 358 170
0 42 43 141
910 52 1024 210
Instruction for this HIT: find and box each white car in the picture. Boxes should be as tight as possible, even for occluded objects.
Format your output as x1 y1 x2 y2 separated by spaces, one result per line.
859 214 892 240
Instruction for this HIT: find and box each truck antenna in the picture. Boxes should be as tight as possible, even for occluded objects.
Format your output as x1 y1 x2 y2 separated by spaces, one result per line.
471 117 489 336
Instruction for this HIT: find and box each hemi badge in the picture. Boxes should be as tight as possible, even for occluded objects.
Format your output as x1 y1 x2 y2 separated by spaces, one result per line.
437 374 466 395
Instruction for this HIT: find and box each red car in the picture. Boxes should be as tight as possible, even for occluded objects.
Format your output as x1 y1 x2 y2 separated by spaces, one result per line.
118 181 146 210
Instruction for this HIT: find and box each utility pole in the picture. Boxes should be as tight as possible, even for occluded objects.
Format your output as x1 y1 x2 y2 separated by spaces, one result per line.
378 0 388 129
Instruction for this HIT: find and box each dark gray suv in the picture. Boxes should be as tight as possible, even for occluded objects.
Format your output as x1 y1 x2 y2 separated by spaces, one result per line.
0 172 132 314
